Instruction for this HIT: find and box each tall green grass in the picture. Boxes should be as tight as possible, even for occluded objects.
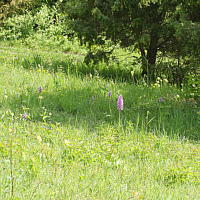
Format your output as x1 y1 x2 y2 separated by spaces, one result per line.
0 44 200 199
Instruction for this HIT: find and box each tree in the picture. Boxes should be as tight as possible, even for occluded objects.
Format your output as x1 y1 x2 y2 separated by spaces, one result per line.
66 0 200 81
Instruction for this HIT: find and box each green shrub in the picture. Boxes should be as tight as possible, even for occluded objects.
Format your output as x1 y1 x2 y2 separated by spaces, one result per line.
184 72 200 102
0 4 66 40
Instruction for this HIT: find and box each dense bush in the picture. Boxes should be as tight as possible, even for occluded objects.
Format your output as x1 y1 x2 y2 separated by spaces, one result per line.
0 0 37 26
0 4 64 40
0 3 78 51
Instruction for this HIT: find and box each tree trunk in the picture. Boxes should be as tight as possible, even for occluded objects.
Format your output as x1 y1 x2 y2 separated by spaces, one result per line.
147 34 159 80
142 33 159 81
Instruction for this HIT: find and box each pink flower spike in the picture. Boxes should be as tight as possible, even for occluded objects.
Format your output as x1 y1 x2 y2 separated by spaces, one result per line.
92 96 94 100
23 113 27 119
108 91 112 97
117 95 123 111
39 86 43 93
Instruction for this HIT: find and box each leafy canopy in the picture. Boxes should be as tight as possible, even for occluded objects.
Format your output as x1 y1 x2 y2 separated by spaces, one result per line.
66 0 200 80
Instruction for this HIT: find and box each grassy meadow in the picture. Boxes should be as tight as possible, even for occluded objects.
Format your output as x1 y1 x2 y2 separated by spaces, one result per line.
0 41 200 200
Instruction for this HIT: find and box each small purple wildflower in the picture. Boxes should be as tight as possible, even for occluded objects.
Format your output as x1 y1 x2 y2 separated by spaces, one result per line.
108 91 112 97
117 95 123 111
92 96 94 100
15 57 18 60
23 113 27 119
39 86 43 93
159 97 163 102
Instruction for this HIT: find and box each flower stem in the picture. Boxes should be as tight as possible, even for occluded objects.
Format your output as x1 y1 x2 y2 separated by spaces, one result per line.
10 138 14 198
119 110 120 126
109 97 111 114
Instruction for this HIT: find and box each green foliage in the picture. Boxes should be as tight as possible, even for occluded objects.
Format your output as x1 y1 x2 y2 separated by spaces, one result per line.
33 0 60 7
184 72 200 102
65 0 200 82
0 0 63 29
0 0 36 26
0 4 64 40
2 0 199 84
